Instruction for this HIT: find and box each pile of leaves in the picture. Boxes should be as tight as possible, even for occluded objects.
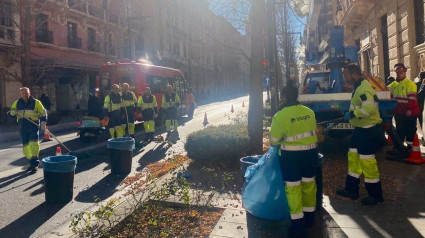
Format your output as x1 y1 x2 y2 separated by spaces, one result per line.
121 155 190 188
110 201 223 237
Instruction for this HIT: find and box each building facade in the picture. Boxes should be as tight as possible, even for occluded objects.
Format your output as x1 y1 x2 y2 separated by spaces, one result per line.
0 0 22 123
307 0 425 82
138 0 250 100
0 0 140 119
335 0 425 81
0 0 249 123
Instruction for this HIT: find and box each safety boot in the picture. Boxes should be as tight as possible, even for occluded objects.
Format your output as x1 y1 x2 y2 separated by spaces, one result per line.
336 189 359 200
27 165 38 173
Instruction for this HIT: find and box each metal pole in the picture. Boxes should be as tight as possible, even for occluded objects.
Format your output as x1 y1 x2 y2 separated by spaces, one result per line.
126 0 132 59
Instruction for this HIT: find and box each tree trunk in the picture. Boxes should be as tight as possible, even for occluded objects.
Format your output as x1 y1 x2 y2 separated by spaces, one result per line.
22 3 32 88
248 0 266 154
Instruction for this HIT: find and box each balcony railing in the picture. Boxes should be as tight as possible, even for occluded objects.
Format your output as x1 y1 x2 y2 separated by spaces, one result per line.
68 0 86 12
339 0 377 25
68 37 82 49
36 31 53 44
88 41 100 52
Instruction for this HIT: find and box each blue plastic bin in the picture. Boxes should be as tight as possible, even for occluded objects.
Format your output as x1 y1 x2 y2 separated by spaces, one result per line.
107 137 135 174
42 155 77 204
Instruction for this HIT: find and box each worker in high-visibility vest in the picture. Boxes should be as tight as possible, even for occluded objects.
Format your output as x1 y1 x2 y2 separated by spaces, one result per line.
388 63 420 158
8 87 47 173
138 87 158 142
103 84 124 138
336 64 385 205
269 84 318 237
121 83 137 138
162 85 181 140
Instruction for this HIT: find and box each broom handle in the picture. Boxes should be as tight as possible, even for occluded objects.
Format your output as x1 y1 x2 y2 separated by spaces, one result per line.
24 118 72 153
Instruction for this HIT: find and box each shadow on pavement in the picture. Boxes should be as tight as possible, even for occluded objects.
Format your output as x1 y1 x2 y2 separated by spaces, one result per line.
0 202 65 238
322 138 425 238
136 142 169 171
74 173 127 203
245 212 291 238
9 157 29 167
0 170 33 190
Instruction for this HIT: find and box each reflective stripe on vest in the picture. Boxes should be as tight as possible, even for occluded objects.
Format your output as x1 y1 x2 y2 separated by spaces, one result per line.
283 130 317 142
280 143 317 151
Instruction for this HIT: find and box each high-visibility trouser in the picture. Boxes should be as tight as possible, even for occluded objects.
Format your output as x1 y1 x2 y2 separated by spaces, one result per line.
279 149 318 232
142 108 155 133
19 124 40 163
164 107 178 132
122 106 135 136
394 114 417 146
109 110 124 138
345 126 383 201
165 120 178 132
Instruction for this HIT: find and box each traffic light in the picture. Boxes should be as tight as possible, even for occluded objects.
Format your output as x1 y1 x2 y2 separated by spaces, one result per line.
262 60 267 67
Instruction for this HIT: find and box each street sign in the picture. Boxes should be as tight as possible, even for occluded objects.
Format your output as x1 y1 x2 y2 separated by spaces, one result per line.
263 75 270 86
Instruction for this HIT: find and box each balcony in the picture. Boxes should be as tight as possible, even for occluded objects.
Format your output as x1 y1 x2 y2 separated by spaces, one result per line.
36 31 54 44
339 0 377 26
68 0 86 12
68 37 82 49
88 41 100 52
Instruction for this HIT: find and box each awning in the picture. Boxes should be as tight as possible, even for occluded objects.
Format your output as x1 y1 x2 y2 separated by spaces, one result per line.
31 59 101 71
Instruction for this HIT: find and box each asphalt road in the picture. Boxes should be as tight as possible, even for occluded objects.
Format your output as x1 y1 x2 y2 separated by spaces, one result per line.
0 94 249 238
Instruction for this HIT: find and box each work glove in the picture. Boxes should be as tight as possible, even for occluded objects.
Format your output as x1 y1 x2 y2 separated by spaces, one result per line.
344 111 355 121
40 121 47 132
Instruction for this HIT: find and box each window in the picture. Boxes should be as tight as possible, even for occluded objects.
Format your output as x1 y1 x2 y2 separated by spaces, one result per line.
67 22 81 48
146 76 170 93
101 72 111 92
36 14 53 43
414 0 425 45
0 2 12 27
88 27 98 51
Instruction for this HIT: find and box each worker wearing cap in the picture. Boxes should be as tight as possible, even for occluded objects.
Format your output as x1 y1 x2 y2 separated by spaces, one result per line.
8 87 47 173
269 84 318 237
120 83 137 138
388 63 420 153
138 87 158 141
88 88 102 118
336 65 384 205
104 84 124 138
162 85 181 139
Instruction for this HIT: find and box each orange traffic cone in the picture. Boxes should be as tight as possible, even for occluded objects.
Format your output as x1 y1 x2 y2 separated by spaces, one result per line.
231 105 234 113
203 112 209 126
405 134 425 164
42 126 52 142
242 101 245 107
55 146 62 156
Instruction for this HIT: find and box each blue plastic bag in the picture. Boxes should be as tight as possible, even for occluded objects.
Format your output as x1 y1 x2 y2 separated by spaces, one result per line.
107 137 135 151
42 155 77 173
242 146 290 221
